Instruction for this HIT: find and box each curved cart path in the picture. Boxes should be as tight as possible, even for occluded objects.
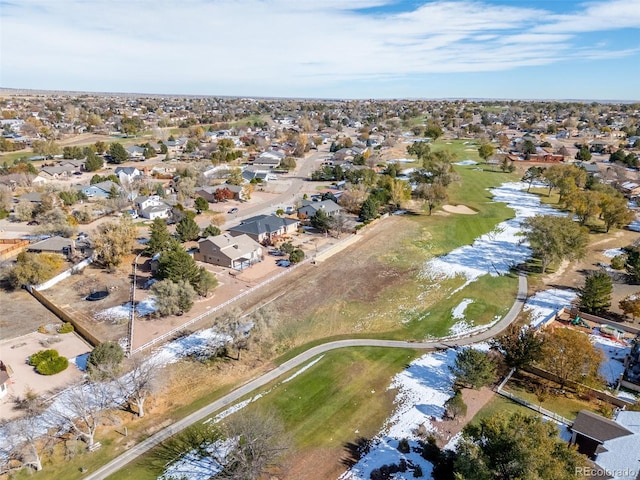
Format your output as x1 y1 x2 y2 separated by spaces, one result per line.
86 272 527 480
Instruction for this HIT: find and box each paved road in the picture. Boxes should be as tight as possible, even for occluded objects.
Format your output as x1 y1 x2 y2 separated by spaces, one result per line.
84 272 527 480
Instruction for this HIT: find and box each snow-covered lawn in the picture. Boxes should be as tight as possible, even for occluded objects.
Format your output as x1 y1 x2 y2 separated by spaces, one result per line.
523 288 577 328
423 182 563 291
94 297 157 322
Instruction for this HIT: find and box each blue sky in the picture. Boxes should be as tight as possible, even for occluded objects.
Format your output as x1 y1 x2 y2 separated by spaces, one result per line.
1 0 639 100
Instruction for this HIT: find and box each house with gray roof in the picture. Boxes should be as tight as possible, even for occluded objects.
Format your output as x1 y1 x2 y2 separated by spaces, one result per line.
125 145 145 159
195 184 245 202
570 409 633 459
228 214 298 244
27 236 75 257
194 233 263 270
114 166 142 184
297 199 341 219
80 180 121 198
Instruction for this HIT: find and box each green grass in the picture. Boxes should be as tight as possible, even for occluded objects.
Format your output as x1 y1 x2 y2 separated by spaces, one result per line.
107 347 417 480
469 395 533 426
503 373 603 421
24 140 528 479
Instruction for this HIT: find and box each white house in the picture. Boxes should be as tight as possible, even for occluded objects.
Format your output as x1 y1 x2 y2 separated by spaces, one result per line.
134 195 172 220
115 167 142 185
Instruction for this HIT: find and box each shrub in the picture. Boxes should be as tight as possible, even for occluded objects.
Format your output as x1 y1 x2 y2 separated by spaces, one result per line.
28 349 68 375
398 438 410 454
87 341 124 379
58 322 74 334
611 255 626 270
36 355 69 375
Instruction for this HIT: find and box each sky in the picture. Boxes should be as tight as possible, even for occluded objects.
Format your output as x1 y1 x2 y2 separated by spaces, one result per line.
1 0 639 100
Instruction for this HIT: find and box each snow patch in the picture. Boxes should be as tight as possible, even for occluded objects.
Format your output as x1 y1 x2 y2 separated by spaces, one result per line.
422 182 564 288
603 248 625 258
523 288 577 328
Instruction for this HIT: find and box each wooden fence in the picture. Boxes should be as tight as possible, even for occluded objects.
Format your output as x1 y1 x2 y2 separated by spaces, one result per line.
26 285 101 347
524 365 631 408
0 238 29 260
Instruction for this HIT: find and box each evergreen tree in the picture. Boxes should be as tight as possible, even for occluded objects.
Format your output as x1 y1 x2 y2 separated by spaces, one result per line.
108 142 128 164
146 218 172 256
84 151 104 172
490 324 542 370
194 267 218 297
359 195 380 222
578 270 612 315
454 412 584 480
310 209 330 233
202 224 221 238
157 240 200 287
194 196 209 214
626 247 640 284
176 212 200 242
449 348 496 389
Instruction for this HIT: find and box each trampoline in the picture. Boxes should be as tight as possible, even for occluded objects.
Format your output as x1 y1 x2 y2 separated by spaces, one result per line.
86 291 109 301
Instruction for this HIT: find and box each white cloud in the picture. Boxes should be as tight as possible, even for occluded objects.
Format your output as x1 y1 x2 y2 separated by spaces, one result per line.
1 0 638 96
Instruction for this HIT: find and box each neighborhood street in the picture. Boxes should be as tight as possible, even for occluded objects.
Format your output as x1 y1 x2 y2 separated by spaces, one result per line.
84 272 527 479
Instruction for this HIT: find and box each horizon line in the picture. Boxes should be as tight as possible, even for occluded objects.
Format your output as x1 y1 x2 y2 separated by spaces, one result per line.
1 87 639 105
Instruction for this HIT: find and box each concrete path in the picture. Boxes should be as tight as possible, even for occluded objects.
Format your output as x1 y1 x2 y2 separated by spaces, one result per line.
85 272 527 479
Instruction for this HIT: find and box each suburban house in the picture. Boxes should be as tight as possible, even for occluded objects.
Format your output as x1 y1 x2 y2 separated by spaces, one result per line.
253 150 284 168
27 236 75 258
242 166 277 183
202 164 233 180
39 165 76 179
195 184 244 202
228 214 299 244
79 180 121 199
114 166 142 184
19 192 44 204
619 182 640 198
194 233 263 270
570 410 640 477
58 159 85 170
134 195 172 220
125 145 146 159
31 175 49 185
297 199 341 219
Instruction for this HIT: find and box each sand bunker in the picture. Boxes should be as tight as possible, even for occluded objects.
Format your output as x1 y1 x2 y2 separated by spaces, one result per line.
442 204 477 215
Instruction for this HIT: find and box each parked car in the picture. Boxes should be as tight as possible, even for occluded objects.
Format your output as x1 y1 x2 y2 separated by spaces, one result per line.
228 207 238 214
276 260 291 268
269 250 286 256
27 220 39 226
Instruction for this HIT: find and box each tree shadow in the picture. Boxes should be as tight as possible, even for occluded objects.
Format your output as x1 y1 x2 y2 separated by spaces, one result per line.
340 436 371 468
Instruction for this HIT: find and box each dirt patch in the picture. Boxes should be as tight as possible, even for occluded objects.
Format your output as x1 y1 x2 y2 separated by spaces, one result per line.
430 386 495 448
283 447 347 480
0 288 62 339
0 331 92 420
442 204 477 215
538 228 640 317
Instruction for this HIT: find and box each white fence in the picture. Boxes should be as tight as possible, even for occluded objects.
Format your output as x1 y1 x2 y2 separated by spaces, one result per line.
33 256 94 291
496 389 573 426
130 233 358 355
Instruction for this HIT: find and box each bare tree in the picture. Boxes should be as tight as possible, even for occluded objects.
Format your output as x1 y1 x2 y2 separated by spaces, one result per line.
0 390 52 473
218 411 289 480
48 382 114 450
118 357 160 418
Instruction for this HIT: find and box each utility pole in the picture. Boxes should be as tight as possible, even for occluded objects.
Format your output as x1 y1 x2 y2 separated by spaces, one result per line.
127 251 143 357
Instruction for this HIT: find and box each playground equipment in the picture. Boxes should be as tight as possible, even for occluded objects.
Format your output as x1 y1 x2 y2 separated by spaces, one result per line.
571 315 591 329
